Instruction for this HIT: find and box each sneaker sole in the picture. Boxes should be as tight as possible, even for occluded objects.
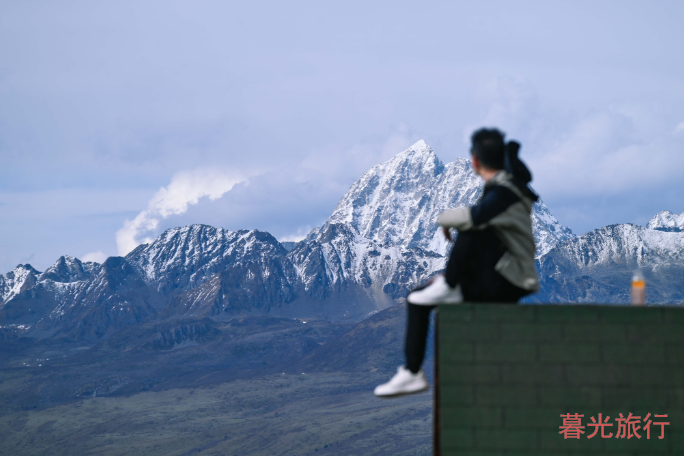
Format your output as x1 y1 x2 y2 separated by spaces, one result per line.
406 293 462 306
407 297 462 306
374 384 430 398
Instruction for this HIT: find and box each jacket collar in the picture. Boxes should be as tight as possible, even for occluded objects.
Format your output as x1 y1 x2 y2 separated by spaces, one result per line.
485 170 539 202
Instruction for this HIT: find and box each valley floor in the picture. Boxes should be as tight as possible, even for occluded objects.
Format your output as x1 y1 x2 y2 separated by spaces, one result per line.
0 372 432 456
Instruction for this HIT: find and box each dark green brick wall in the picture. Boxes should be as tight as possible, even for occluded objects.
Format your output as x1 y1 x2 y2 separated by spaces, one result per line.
437 304 684 455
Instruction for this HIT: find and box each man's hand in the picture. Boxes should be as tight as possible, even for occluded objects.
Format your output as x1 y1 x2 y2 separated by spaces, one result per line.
442 226 452 241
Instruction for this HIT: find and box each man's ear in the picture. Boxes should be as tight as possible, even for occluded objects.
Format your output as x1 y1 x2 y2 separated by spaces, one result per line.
471 154 480 171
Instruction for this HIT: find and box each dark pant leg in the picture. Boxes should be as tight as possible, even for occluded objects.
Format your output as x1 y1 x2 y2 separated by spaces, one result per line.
404 302 434 374
404 230 528 373
445 229 528 302
444 230 482 288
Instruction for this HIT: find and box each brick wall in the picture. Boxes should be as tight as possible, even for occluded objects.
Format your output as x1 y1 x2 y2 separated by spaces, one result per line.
437 304 684 455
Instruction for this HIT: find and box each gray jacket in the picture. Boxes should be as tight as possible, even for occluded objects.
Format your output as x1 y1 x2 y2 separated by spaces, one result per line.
437 170 539 292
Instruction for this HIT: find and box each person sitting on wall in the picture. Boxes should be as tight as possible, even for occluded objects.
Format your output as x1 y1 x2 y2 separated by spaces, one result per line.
374 127 540 397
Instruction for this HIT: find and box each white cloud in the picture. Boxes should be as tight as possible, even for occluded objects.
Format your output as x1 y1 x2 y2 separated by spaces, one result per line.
462 75 540 145
81 250 108 263
464 76 684 200
530 108 683 197
115 168 245 255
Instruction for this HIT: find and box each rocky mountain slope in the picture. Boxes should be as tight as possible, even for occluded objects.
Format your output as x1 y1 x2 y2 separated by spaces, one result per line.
0 264 40 306
535 220 684 304
2 140 683 342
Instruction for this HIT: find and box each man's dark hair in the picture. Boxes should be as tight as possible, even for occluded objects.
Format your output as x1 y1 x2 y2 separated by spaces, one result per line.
470 128 505 170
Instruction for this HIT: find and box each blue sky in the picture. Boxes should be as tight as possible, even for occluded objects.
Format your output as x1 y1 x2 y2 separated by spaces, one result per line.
1 0 684 272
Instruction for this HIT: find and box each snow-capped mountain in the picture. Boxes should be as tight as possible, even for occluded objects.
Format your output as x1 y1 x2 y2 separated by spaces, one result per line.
535 222 684 304
3 139 683 341
647 210 684 232
1 230 297 339
125 226 293 296
1 256 162 340
325 140 573 257
156 222 444 320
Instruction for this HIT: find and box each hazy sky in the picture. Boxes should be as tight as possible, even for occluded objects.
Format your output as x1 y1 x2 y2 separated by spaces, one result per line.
1 0 684 272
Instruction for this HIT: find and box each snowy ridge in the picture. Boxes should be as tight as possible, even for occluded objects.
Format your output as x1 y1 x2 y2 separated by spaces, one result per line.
326 140 456 249
531 200 575 256
289 223 444 301
647 210 684 232
535 223 684 303
547 224 684 269
126 225 289 295
3 256 160 339
39 255 100 283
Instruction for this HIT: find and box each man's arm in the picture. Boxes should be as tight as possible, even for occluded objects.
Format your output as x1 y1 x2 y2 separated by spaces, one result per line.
437 185 520 231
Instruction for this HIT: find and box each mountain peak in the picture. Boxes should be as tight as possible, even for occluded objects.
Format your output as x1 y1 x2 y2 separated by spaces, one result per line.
1 264 40 305
390 140 438 165
647 210 684 232
407 139 428 151
364 140 444 182
39 255 91 283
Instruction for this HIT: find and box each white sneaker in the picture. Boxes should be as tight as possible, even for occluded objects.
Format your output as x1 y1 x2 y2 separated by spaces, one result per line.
374 366 429 398
407 275 463 305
